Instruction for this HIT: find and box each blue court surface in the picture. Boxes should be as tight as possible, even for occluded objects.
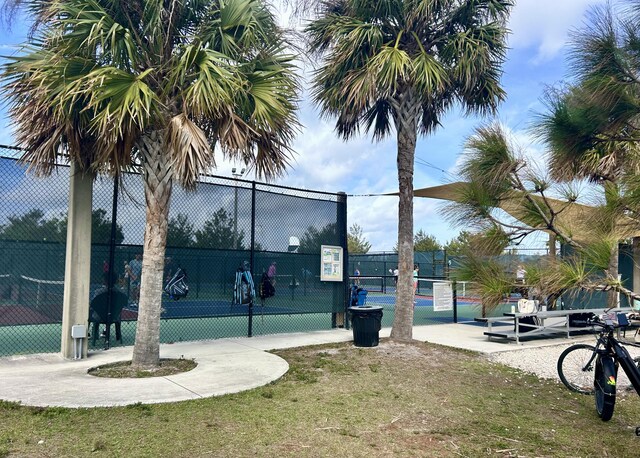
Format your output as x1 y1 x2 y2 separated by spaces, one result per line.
364 294 477 308
125 300 299 319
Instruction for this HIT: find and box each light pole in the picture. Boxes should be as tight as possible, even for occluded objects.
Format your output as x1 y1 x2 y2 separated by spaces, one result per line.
232 167 245 249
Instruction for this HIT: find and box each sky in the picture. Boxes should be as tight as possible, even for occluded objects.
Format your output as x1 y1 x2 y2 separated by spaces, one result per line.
0 0 612 252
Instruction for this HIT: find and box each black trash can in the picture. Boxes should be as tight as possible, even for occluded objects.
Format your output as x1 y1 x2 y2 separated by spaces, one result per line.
348 306 383 347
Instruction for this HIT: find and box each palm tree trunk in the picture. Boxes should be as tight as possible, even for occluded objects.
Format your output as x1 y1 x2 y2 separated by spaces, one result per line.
132 130 173 368
390 88 421 342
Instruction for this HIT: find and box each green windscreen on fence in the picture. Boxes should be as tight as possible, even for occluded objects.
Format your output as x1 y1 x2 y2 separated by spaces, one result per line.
0 152 348 356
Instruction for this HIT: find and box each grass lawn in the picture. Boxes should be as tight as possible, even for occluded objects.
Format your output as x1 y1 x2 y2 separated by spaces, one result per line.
1 340 639 457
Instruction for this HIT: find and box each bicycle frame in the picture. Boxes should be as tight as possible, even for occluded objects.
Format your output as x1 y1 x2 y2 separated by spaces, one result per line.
594 316 640 396
608 338 640 395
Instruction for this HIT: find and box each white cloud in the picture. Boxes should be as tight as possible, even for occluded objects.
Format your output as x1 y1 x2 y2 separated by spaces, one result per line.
508 0 607 63
3 2 607 253
346 192 458 252
347 195 398 251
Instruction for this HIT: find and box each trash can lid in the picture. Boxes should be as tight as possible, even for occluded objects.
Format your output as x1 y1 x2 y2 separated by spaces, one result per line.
348 306 383 312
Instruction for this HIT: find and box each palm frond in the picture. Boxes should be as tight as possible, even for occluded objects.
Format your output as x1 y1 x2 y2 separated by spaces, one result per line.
165 113 213 190
172 46 237 118
368 45 411 95
412 48 449 95
83 67 161 142
307 0 510 142
362 99 392 140
239 51 299 131
2 0 299 185
50 0 141 70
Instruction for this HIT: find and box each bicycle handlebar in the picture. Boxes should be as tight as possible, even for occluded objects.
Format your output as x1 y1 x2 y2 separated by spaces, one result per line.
584 314 629 331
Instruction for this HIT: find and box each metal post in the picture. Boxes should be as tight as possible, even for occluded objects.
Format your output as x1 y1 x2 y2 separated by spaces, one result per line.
383 260 387 294
232 167 245 250
452 280 458 324
233 186 238 249
250 182 256 274
249 181 256 337
105 175 119 349
335 192 348 329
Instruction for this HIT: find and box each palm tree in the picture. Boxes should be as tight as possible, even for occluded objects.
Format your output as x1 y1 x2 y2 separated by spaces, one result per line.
444 124 640 312
2 0 299 367
305 0 512 340
534 1 640 307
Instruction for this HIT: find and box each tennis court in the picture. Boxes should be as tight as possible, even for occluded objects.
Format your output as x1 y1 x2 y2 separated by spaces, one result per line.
353 276 516 325
0 269 352 354
127 300 304 319
364 292 480 322
1 273 511 356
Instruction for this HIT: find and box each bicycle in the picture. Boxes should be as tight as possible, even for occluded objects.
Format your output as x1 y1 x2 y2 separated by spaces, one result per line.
556 313 640 421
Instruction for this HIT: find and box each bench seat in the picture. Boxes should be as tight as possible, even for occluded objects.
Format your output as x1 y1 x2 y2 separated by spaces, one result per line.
476 307 635 344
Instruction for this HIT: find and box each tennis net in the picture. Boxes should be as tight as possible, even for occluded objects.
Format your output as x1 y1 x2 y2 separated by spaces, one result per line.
18 275 65 308
415 278 478 301
0 275 65 325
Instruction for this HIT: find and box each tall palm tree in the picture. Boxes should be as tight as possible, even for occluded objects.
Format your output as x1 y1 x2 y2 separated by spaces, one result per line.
534 1 640 307
2 0 299 367
445 123 640 312
305 0 512 340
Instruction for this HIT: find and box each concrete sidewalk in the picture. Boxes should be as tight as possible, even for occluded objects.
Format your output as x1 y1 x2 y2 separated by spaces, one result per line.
0 323 574 408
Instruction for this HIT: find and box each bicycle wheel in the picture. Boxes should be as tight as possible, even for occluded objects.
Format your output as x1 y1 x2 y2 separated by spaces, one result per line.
557 344 596 394
594 355 617 422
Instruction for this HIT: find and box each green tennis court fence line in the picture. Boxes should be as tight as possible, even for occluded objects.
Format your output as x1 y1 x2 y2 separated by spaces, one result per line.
0 152 352 356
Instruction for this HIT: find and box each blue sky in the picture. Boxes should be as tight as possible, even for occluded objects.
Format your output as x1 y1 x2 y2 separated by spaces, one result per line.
0 0 609 251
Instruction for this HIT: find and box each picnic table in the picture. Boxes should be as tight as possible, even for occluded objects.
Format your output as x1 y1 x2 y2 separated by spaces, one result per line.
476 307 637 344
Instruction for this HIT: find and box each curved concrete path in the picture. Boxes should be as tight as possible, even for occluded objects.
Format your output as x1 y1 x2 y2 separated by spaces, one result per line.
0 329 355 408
0 324 571 408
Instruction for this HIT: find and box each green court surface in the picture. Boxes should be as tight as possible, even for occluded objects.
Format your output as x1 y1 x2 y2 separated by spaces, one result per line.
1 276 515 357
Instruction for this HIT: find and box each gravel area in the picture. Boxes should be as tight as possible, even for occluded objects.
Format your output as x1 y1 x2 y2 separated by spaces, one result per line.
488 339 640 391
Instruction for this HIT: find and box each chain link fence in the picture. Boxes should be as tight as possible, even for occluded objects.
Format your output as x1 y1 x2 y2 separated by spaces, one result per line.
348 251 456 326
0 150 348 356
348 248 575 324
349 250 449 290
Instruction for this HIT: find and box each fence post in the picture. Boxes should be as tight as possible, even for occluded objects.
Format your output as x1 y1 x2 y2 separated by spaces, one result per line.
383 260 387 294
444 249 448 278
104 175 119 348
250 182 256 272
334 191 348 329
452 280 458 324
248 181 256 337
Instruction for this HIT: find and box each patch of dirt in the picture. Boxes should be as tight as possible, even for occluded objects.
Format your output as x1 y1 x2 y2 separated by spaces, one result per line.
374 341 426 359
313 348 341 355
88 358 197 378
